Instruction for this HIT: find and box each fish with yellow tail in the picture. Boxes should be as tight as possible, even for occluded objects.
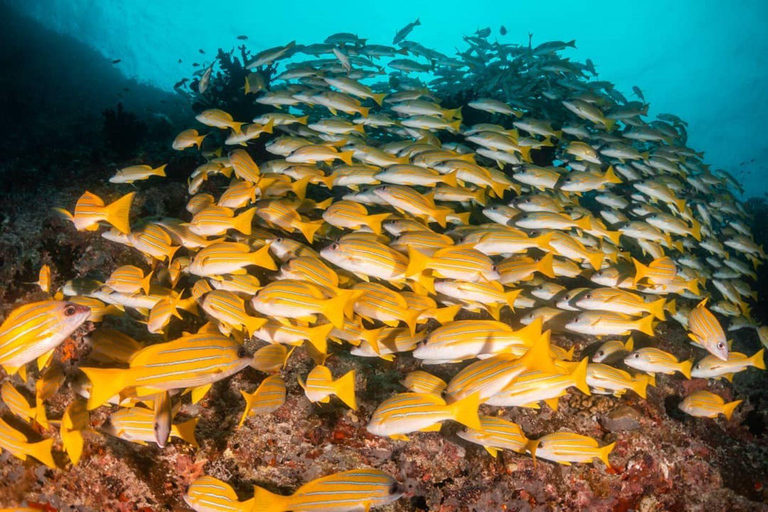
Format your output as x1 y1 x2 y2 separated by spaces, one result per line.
80 332 252 409
366 391 481 440
188 242 276 277
239 374 286 426
406 246 499 284
322 200 391 235
679 390 742 420
185 476 255 512
104 265 152 294
102 406 199 447
632 256 678 286
0 418 55 468
320 235 409 285
401 370 447 395
173 128 207 150
587 363 651 398
200 289 267 336
458 415 530 457
1 382 48 428
55 191 135 234
195 108 244 132
247 469 402 512
250 280 357 329
298 365 357 410
691 349 765 380
687 298 729 360
528 431 615 467
565 311 655 337
592 337 634 364
624 347 694 378
60 399 89 465
0 300 90 377
575 288 667 321
110 163 167 184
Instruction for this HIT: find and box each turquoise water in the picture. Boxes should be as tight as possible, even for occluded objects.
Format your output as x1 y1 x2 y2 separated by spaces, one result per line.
8 0 768 196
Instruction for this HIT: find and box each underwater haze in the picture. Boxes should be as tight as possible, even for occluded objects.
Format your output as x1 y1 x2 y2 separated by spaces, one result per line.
10 0 768 198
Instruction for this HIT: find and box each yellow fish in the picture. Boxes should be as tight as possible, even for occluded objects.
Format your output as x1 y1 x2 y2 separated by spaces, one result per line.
679 390 742 420
102 405 199 447
0 300 90 376
185 476 255 512
457 415 530 457
298 365 357 410
104 265 152 294
188 242 276 277
0 418 55 468
109 163 167 184
587 362 651 398
60 399 89 465
624 347 693 378
401 370 447 395
687 298 729 360
239 374 286 426
529 431 615 466
56 191 135 234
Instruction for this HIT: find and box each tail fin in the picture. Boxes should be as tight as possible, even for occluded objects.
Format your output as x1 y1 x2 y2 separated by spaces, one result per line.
431 304 461 325
572 358 591 395
357 106 371 118
173 417 199 447
442 171 459 188
430 207 450 228
306 323 332 355
262 118 275 134
449 119 462 133
296 219 324 243
364 213 391 235
252 486 291 512
576 215 592 232
250 244 277 271
333 370 357 410
722 400 742 421
685 278 700 296
371 93 387 106
450 392 482 431
603 165 621 184
648 298 666 321
80 367 129 410
505 289 522 310
154 164 168 177
635 315 655 336
27 438 56 469
104 192 136 234
665 298 677 316
195 133 208 148
690 219 702 241
233 207 256 235
534 231 555 251
537 253 556 279
406 247 432 278
244 315 268 336
603 118 616 132
632 375 649 399
61 428 84 465
402 309 422 336
291 176 310 201
632 258 648 286
141 271 153 295
322 292 353 329
599 442 616 467
751 348 766 370
625 336 634 352
229 121 245 134
473 188 488 206
490 179 508 199
586 250 604 271
679 358 693 379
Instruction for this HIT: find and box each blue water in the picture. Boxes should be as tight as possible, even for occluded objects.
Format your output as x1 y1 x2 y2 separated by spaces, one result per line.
9 0 768 197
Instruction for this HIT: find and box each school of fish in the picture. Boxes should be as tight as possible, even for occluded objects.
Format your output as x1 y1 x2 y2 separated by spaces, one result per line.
0 21 766 511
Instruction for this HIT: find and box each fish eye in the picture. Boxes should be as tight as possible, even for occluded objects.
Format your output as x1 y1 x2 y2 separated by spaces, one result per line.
331 243 340 250
64 305 77 316
585 293 592 299
695 363 701 369
237 347 247 358
633 353 640 358
717 342 725 349
275 237 283 243
573 318 580 323
596 350 604 357
491 264 498 272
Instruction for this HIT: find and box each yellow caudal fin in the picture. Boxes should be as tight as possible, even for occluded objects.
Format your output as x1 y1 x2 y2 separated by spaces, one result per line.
603 118 616 132
229 121 245 134
515 317 544 346
632 258 648 285
357 106 371 118
262 118 275 134
603 165 622 184
625 336 635 352
442 171 459 188
296 219 324 243
295 115 309 125
576 215 592 232
322 293 353 329
535 231 555 251
665 298 677 316
586 250 604 271
403 309 422 336
194 133 208 148
333 370 357 410
527 440 540 467
679 358 694 379
599 442 616 468
370 93 387 106
520 330 557 373
632 375 649 399
80 367 130 410
27 438 56 469
250 244 277 271
635 315 655 336
252 486 291 512
537 252 556 279
244 315 268 336
751 348 765 370
685 278 700 296
690 219 702 241
648 298 666 321
153 164 167 177
505 289 522 310
722 400 742 421
306 323 332 355
104 192 136 234
233 207 256 235
141 271 153 295
489 179 508 199
364 213 391 235
449 119 462 133
518 145 532 162
473 188 488 206
430 207 450 228
406 247 432 278
431 304 461 325
449 392 482 431
61 428 84 465
572 358 591 395
173 417 199 447
291 176 310 201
